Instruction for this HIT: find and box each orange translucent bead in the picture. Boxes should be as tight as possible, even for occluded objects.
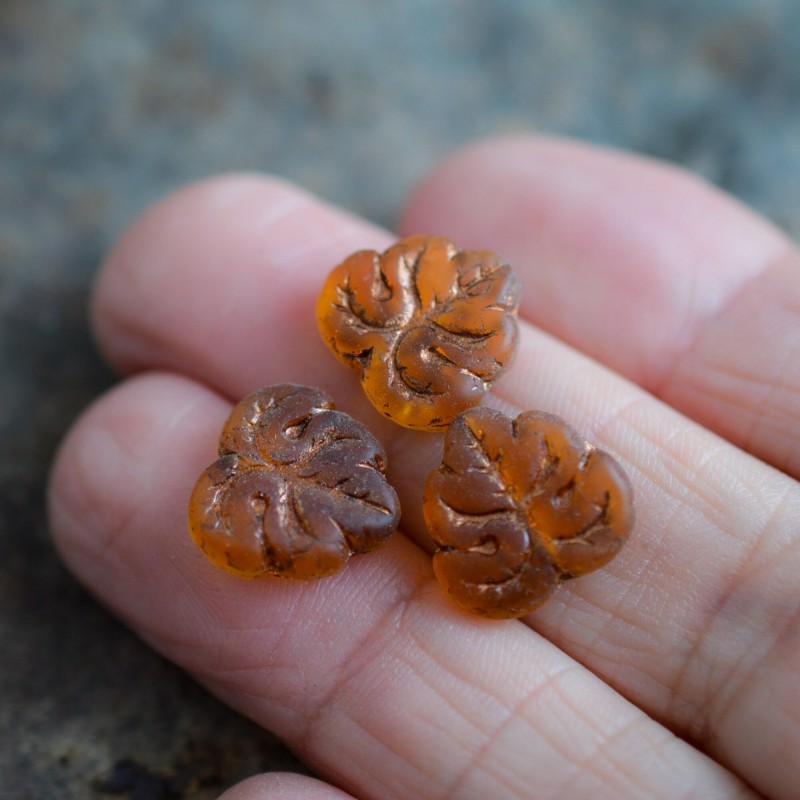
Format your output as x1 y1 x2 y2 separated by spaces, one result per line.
423 407 634 619
188 384 400 579
317 236 521 431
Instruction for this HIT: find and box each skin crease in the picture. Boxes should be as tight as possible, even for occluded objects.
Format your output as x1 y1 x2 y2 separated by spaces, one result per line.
47 136 800 800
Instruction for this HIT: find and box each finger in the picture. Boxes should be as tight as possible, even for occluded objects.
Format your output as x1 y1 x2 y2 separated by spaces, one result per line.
91 174 391 397
493 328 800 800
399 136 800 477
91 173 437 537
218 773 356 800
48 372 752 800
90 174 800 798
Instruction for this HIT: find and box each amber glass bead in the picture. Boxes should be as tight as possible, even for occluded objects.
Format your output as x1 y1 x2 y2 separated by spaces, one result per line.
188 384 400 579
317 236 521 431
423 407 634 619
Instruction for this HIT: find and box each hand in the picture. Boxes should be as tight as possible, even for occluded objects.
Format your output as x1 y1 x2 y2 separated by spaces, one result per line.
48 137 800 800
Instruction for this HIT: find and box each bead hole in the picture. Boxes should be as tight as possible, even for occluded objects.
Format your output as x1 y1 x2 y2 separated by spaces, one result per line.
284 415 312 439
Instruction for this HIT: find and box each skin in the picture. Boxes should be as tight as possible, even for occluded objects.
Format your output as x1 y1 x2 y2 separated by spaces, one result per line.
47 136 800 800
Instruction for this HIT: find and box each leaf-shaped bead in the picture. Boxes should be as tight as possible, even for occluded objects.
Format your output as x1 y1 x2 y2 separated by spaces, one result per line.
317 236 521 431
188 385 400 579
423 407 634 619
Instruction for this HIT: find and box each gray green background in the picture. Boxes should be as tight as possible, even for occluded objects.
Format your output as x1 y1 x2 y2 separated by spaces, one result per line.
2 1 799 797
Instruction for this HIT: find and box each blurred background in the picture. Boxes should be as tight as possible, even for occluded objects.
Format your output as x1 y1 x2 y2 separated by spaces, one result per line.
2 1 799 797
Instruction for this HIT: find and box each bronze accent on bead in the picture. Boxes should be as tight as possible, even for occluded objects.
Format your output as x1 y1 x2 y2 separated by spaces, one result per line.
317 236 521 432
423 407 634 619
188 384 400 579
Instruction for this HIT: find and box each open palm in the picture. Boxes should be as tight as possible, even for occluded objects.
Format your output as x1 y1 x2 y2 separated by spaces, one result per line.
49 137 800 800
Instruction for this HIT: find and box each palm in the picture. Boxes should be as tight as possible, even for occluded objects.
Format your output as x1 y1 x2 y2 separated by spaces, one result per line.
49 137 800 800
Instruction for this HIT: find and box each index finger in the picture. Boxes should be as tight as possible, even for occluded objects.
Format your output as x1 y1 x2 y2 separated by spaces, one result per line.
400 136 800 476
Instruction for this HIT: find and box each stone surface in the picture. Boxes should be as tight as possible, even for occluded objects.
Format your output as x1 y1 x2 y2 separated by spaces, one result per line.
2 0 799 797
